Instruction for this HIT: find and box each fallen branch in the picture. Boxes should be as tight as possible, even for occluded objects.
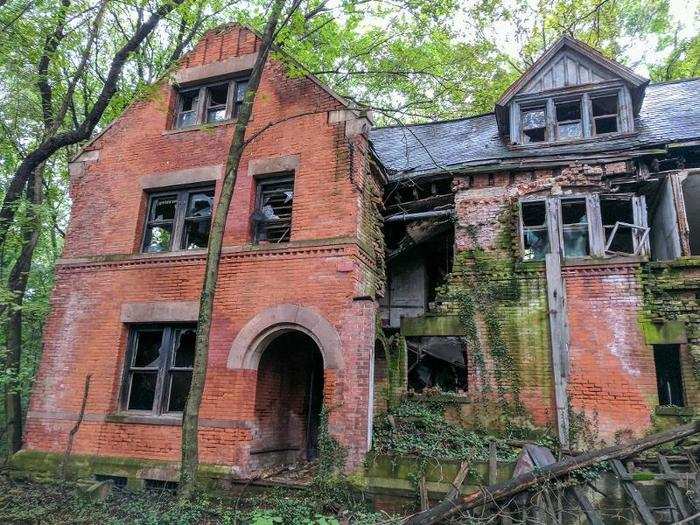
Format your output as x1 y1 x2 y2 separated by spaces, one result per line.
404 421 700 525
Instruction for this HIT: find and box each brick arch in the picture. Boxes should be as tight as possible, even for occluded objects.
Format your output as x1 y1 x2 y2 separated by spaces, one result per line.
227 304 343 370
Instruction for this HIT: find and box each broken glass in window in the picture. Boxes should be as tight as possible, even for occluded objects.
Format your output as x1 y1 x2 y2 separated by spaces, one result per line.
206 84 229 123
254 175 294 243
176 90 199 128
521 107 546 143
144 195 176 253
133 330 162 367
407 337 467 393
234 79 248 116
556 100 582 139
167 372 192 412
561 199 589 257
182 190 213 249
521 201 549 260
173 328 195 368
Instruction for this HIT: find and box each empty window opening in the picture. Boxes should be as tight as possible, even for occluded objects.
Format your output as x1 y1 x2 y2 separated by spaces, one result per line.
560 199 589 257
555 99 582 139
95 474 127 488
144 479 179 491
592 94 619 135
521 107 546 143
253 331 324 464
654 344 684 407
253 174 294 243
521 201 549 261
602 196 635 254
407 337 467 393
123 325 195 415
143 186 214 253
682 174 700 255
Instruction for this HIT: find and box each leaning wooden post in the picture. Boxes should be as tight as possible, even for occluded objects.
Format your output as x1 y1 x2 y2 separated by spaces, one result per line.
178 0 287 499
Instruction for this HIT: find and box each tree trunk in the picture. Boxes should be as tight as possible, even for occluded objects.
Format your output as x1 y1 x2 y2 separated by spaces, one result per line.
178 0 288 499
4 166 44 454
405 421 700 525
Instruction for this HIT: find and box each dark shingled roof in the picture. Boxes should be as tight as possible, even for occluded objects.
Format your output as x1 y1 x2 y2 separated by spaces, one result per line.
369 78 700 181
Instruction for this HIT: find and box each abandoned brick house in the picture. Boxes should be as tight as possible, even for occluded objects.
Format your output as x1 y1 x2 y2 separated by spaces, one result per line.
15 25 699 482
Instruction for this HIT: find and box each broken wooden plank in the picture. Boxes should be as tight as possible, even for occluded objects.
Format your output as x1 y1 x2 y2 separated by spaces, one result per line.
445 461 470 502
404 422 700 525
659 454 690 520
419 476 429 511
610 459 656 525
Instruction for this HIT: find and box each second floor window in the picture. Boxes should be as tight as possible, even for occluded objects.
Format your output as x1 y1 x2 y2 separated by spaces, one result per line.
252 174 294 243
143 186 214 253
122 325 195 415
174 77 249 129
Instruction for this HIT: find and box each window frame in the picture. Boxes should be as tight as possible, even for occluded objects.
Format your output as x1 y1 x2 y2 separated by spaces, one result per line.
120 324 196 416
511 85 630 145
253 173 295 244
142 185 215 253
173 76 249 129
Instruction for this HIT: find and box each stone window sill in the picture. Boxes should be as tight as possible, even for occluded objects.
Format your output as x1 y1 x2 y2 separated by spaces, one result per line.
655 406 694 417
105 413 182 426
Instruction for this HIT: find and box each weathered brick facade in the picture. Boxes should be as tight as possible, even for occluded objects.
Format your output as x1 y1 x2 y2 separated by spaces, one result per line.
24 25 382 475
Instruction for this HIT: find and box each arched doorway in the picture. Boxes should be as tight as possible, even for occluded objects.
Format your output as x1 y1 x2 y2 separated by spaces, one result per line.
252 330 324 465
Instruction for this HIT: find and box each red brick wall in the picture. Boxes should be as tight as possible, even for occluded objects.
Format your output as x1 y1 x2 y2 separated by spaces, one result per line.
25 25 378 475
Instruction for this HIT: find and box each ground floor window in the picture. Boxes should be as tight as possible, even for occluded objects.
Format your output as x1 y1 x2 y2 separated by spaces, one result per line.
653 344 684 407
121 324 196 415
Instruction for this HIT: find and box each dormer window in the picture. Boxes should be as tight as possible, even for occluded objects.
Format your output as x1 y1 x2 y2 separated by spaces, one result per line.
173 77 249 129
555 99 582 139
591 94 619 135
521 106 546 143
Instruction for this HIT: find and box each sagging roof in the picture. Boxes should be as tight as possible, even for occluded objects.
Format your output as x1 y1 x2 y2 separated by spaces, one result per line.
369 78 700 182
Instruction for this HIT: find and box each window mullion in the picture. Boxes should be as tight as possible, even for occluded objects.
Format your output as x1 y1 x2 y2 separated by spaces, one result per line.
587 194 605 256
171 191 188 251
225 80 236 120
545 98 556 142
196 87 207 125
153 327 171 415
546 197 563 257
581 92 593 138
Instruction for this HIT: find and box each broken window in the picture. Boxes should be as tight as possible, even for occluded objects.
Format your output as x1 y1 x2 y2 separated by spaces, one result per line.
591 94 619 135
174 77 249 129
555 99 582 139
560 198 590 257
654 344 684 407
521 106 546 143
205 83 229 123
520 200 549 261
252 174 294 243
407 337 467 393
143 186 214 253
123 325 195 415
682 173 700 255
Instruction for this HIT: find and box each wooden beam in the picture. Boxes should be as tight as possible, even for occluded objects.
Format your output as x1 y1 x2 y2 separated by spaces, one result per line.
545 252 570 449
658 454 690 520
403 422 700 525
610 460 656 525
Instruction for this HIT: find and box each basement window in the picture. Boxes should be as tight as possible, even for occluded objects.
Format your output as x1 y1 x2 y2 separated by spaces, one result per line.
122 325 195 415
143 186 214 253
520 200 549 261
654 344 684 407
173 77 249 129
252 174 294 243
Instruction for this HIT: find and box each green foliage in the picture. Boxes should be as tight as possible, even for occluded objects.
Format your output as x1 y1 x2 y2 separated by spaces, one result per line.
372 395 518 463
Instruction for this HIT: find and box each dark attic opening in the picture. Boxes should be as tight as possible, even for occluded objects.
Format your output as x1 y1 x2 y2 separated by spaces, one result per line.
380 176 469 394
252 330 324 467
